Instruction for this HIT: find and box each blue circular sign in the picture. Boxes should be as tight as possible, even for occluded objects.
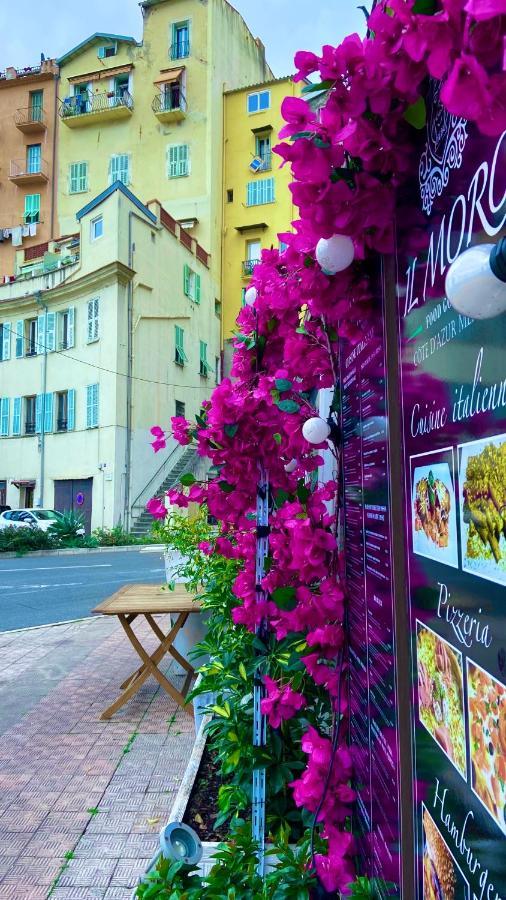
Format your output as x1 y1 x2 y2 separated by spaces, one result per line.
75 492 85 507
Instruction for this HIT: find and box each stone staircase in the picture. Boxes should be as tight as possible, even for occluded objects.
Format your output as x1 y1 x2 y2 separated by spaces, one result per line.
130 445 197 536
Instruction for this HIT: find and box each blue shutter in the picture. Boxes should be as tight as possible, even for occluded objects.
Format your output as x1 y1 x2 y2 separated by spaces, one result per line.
43 392 53 433
15 320 24 358
67 389 75 431
36 313 45 354
247 182 256 206
12 398 21 436
2 323 11 360
46 313 56 351
92 384 99 427
35 394 43 433
0 398 9 436
67 307 75 348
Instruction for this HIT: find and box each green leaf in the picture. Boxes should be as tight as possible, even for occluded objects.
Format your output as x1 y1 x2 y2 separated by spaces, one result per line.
412 0 436 12
296 481 310 503
295 326 308 334
313 137 331 148
301 79 335 94
271 586 297 611
224 423 239 438
274 378 293 392
273 432 282 445
403 96 426 130
219 481 235 493
180 473 196 486
276 399 300 414
289 130 316 141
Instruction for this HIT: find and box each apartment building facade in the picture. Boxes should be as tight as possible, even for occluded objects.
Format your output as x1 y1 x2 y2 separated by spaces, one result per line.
0 59 59 277
0 181 218 531
56 1 272 283
222 77 298 356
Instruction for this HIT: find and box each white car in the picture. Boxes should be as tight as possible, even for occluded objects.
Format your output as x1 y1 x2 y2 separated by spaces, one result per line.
0 508 85 536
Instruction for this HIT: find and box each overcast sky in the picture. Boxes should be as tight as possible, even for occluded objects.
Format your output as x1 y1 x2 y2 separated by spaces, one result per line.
0 0 366 77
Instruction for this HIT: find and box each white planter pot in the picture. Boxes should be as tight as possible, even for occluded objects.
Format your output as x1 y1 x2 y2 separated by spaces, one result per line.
164 550 209 675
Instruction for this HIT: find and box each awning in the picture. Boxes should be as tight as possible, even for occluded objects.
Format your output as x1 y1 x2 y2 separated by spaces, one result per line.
235 222 268 233
11 480 35 488
68 64 133 84
153 66 184 85
251 124 273 134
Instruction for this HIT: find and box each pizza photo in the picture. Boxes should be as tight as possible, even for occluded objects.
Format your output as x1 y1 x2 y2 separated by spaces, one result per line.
467 660 506 834
417 624 466 776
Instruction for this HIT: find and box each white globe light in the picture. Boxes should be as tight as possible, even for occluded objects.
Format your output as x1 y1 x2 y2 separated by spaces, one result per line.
315 235 355 275
244 286 257 306
284 459 297 473
302 417 331 444
445 241 506 319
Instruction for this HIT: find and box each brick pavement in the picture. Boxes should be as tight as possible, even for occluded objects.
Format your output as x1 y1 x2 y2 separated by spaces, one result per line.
0 617 196 899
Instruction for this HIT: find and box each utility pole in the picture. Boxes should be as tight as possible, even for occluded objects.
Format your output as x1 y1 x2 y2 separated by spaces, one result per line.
252 464 269 876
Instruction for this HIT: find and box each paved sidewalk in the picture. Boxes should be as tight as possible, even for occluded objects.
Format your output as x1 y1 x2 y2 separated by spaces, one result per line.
0 616 196 899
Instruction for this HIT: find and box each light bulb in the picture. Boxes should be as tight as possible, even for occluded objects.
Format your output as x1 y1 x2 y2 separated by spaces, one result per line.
302 417 331 444
244 286 257 306
284 459 297 473
445 239 506 319
315 234 355 275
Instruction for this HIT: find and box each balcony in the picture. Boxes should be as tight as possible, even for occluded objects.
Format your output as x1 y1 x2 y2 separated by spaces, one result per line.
57 419 68 432
15 107 46 134
59 91 133 127
9 157 49 186
152 89 186 123
170 40 190 60
25 421 35 435
242 259 261 277
252 152 272 172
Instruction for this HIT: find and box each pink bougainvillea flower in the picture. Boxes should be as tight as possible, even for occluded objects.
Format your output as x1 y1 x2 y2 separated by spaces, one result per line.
170 416 192 445
198 541 213 555
150 425 166 453
293 49 321 81
465 0 506 17
278 96 318 139
146 496 167 519
260 676 306 728
440 53 491 121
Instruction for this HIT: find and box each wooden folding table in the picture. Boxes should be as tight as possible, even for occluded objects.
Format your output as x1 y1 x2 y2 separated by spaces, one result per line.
93 583 202 719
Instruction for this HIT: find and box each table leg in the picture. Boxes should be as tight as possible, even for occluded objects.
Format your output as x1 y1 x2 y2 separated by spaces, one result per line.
119 612 189 690
145 613 195 675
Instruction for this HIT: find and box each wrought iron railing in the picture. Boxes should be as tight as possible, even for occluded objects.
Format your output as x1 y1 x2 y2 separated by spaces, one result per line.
10 157 49 178
25 421 35 434
57 418 68 432
59 90 133 119
151 90 187 115
170 40 190 59
258 152 272 171
15 106 46 127
242 259 261 276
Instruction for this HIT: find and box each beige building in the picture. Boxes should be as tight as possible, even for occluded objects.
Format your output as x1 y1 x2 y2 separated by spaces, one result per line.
0 181 218 531
0 59 59 278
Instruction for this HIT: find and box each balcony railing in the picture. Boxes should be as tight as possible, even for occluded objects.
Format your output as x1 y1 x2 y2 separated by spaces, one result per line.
57 418 68 432
170 40 190 59
151 89 187 116
59 90 133 120
258 152 272 171
9 157 49 184
25 421 36 435
15 106 46 132
242 259 261 276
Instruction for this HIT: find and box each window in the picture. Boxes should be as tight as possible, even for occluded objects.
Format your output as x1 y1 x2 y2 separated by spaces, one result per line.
26 144 41 174
199 341 212 378
57 308 75 350
183 265 201 303
255 134 271 170
86 384 99 428
246 177 274 206
55 389 75 431
0 398 9 436
114 74 130 100
175 400 185 418
69 162 88 194
174 325 188 366
247 90 270 114
87 298 99 342
171 21 190 59
160 80 184 113
226 189 233 203
109 153 130 186
26 319 37 356
167 144 189 178
0 323 11 362
243 239 261 276
25 396 36 434
24 194 40 225
34 312 56 354
214 298 221 317
98 42 117 59
29 90 43 121
90 216 103 241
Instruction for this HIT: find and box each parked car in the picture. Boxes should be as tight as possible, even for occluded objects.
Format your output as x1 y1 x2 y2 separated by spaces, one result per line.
0 508 85 536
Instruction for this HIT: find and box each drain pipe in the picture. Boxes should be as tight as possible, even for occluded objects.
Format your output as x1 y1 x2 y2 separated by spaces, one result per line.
124 213 135 531
35 291 48 507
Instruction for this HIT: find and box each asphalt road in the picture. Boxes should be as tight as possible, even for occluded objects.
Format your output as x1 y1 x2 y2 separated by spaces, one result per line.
0 548 166 631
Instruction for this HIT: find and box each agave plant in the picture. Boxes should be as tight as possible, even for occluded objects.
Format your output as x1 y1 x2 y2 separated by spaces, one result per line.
47 510 85 542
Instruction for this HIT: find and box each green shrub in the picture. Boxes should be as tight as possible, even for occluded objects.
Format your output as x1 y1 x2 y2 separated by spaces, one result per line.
47 511 85 542
92 524 142 546
0 526 56 554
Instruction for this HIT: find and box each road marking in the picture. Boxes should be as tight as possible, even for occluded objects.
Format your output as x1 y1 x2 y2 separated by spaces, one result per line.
0 564 112 573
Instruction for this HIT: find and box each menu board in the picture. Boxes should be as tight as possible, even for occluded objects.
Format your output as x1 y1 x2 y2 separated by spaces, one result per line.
397 83 506 899
341 307 402 894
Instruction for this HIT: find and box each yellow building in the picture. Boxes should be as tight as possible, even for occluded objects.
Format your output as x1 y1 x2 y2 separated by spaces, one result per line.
222 76 299 350
0 181 217 531
56 2 272 286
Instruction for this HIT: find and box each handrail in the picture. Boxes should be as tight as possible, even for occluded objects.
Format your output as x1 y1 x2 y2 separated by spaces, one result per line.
59 90 133 118
130 442 195 513
15 106 46 126
151 90 187 114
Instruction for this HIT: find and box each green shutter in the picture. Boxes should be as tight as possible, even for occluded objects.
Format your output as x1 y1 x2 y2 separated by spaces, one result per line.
183 264 190 296
175 325 188 364
24 194 40 224
67 389 75 431
194 273 201 303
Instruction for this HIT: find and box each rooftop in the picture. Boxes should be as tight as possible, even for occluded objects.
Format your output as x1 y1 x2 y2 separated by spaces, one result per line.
224 74 296 95
57 32 139 66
